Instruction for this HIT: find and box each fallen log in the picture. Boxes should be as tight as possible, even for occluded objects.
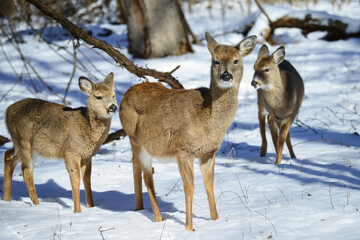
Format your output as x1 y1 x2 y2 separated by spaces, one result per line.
254 0 360 45
266 14 360 45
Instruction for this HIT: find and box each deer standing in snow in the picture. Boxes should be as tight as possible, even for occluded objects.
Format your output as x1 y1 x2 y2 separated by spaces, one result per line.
3 73 118 212
120 32 257 230
251 45 304 164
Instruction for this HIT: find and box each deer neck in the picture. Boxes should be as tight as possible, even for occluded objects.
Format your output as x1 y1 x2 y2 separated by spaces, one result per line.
203 79 239 130
261 74 287 107
86 109 111 142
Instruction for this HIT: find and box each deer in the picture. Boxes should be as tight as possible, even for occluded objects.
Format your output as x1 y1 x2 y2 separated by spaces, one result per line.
251 45 304 165
119 32 257 230
3 73 118 213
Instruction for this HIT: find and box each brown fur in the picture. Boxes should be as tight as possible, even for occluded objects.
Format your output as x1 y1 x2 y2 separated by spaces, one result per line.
120 32 257 230
251 45 304 164
3 73 118 212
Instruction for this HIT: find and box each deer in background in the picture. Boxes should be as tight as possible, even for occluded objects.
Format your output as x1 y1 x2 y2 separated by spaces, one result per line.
251 45 304 165
120 32 257 230
3 73 118 213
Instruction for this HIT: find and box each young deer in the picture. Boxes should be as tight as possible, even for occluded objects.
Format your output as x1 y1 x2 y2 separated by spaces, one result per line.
251 45 304 164
120 32 257 230
3 73 118 212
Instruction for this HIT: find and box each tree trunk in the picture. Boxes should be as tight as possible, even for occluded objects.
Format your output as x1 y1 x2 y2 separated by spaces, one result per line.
124 0 193 58
0 0 16 18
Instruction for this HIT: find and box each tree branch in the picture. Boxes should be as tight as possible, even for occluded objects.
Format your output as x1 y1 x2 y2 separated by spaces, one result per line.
103 129 127 145
254 0 273 25
25 0 184 89
0 135 11 146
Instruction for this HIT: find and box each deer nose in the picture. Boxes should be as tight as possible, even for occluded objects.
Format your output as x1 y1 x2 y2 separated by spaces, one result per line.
220 71 233 82
108 104 117 114
251 80 257 87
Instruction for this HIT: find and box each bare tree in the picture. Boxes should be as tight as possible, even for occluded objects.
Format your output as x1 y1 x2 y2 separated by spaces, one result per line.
124 0 193 58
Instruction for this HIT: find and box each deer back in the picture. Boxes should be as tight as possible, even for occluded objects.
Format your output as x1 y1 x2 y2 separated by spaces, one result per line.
120 82 211 157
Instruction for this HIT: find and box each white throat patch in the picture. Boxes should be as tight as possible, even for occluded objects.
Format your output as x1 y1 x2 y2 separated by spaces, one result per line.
217 80 236 89
259 84 273 90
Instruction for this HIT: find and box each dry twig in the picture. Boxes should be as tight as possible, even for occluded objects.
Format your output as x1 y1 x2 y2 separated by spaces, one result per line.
0 25 63 101
63 33 78 103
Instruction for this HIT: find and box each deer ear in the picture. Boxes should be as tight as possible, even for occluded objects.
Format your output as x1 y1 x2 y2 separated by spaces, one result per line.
258 44 269 59
271 46 285 64
79 77 94 96
104 72 114 88
205 32 218 53
237 35 257 57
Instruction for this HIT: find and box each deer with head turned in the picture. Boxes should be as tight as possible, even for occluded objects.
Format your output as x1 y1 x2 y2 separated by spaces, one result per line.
3 73 118 213
251 45 304 165
120 32 257 230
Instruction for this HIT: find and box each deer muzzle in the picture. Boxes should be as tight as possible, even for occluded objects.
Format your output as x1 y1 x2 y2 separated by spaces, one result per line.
251 79 260 90
108 104 118 115
220 71 233 82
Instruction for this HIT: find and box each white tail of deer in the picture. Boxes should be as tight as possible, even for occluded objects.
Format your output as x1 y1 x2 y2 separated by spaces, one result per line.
3 73 118 212
251 45 304 164
120 32 257 230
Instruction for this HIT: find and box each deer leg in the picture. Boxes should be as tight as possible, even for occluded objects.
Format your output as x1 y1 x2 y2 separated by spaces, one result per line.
129 137 144 211
21 147 39 205
81 158 94 208
268 115 279 154
275 122 292 165
3 148 20 201
142 166 162 222
65 155 81 213
138 147 161 222
200 153 218 221
285 132 296 158
259 111 267 157
177 151 195 231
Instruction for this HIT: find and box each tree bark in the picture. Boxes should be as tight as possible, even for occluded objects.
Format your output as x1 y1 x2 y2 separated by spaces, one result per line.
25 0 184 89
124 0 193 58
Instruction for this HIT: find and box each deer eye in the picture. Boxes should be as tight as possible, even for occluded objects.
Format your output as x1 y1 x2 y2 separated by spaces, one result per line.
214 60 220 66
233 59 239 64
95 96 103 100
264 68 270 73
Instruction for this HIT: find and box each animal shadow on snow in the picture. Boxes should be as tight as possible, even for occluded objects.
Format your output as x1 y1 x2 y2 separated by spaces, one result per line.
216 121 360 190
0 177 179 223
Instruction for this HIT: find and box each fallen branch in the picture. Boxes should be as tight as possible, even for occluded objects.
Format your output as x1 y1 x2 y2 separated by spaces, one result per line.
102 129 127 145
254 0 360 45
25 0 184 89
0 135 11 146
98 227 115 240
1 129 126 147
266 14 360 44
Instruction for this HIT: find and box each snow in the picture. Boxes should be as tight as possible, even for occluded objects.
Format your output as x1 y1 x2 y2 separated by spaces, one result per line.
1 1 360 240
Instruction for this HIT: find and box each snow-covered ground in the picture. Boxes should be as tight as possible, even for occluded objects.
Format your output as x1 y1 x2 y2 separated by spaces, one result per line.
0 1 360 239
